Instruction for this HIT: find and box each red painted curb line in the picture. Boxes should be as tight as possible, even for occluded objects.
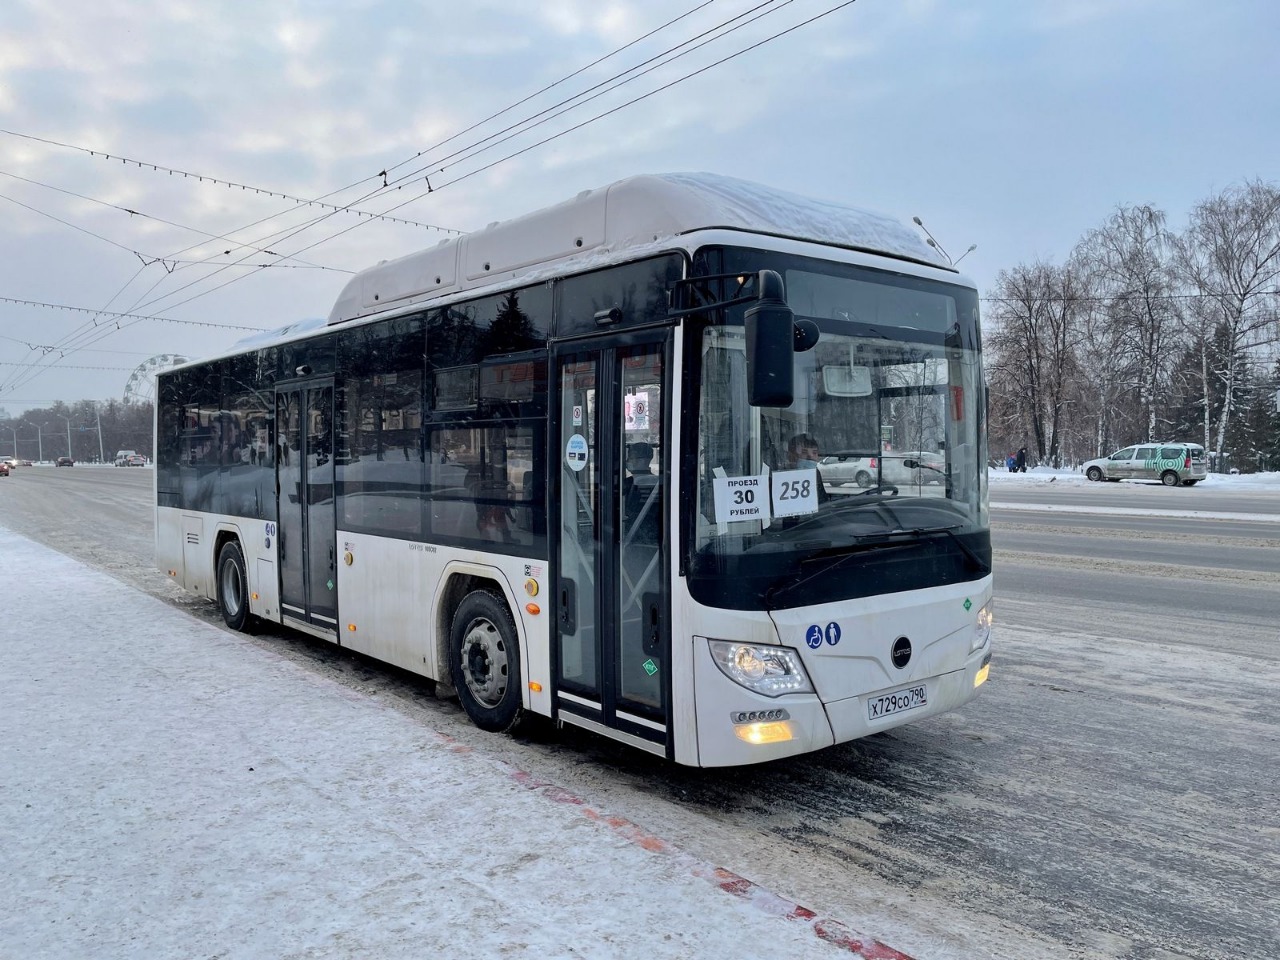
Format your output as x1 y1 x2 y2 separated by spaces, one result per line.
432 732 915 959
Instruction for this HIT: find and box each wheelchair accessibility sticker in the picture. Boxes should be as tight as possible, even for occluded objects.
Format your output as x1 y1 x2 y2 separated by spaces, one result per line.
807 622 842 649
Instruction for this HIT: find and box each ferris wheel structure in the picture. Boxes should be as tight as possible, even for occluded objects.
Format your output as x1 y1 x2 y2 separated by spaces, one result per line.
124 354 189 405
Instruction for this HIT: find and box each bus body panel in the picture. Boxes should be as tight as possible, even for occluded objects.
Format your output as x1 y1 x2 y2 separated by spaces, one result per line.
160 509 281 618
691 637 835 767
156 507 186 589
768 576 994 702
824 653 989 744
334 532 552 719
679 577 992 766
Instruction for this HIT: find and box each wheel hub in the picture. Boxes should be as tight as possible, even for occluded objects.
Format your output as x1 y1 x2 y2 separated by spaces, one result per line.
221 562 243 616
462 619 508 707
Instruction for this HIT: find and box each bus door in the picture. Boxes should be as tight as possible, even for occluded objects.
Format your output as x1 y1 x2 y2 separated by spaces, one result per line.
275 380 338 637
552 335 671 755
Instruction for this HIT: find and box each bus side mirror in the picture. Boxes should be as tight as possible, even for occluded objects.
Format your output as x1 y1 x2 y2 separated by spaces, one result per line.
745 270 817 407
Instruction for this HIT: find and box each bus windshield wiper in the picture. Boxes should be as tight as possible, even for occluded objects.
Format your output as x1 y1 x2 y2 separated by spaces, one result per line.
765 524 987 608
765 533 916 607
900 523 990 573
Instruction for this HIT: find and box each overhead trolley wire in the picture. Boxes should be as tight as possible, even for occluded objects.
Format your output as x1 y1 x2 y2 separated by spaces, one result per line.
381 0 721 180
381 0 795 193
0 128 462 234
4 0 863 395
1 2 729 384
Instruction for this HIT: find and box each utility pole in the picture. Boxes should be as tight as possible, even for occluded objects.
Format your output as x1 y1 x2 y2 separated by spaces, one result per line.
95 403 105 463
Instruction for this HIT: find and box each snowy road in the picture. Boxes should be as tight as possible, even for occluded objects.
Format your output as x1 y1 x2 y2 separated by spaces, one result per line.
1 467 1277 959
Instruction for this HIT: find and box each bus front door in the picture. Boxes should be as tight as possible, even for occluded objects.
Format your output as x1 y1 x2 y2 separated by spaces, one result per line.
553 337 671 756
275 381 338 637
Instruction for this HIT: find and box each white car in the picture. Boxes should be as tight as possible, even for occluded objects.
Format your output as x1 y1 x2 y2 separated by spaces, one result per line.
819 450 946 487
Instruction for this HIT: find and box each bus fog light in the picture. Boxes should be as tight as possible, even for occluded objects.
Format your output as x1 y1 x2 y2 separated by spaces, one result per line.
734 721 795 744
971 599 993 652
708 640 814 697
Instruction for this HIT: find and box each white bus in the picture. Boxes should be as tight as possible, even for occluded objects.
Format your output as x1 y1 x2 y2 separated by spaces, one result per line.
155 173 993 767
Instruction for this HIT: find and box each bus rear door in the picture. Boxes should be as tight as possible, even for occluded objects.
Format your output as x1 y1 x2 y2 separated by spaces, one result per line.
275 380 338 637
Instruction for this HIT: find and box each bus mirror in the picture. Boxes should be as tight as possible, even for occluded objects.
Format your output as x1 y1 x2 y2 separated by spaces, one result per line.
821 364 872 397
746 270 796 406
794 319 820 352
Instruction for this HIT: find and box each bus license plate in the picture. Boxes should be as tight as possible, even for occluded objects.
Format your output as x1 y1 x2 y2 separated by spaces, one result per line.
867 685 927 721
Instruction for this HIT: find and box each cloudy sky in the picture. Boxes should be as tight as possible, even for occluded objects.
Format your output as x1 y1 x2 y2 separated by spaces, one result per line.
1 0 1276 415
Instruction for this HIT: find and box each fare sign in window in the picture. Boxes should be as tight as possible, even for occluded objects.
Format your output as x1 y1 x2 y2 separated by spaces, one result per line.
713 474 768 522
770 469 819 518
712 469 820 523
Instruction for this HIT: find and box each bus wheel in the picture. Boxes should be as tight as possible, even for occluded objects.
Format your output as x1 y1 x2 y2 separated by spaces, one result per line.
449 590 523 733
217 541 257 633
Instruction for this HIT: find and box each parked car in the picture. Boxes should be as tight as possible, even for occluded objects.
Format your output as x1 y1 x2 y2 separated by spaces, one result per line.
1083 442 1207 486
55 456 74 467
819 450 946 487
899 450 947 484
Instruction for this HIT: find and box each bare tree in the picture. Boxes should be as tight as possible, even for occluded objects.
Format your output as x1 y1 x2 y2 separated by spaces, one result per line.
1175 179 1280 463
1074 205 1182 442
1067 260 1130 458
986 261 1085 465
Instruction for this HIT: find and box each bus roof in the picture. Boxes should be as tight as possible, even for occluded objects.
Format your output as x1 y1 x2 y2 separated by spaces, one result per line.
324 172 950 326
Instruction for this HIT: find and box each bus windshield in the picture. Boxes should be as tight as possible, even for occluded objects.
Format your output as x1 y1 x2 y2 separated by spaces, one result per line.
687 254 989 610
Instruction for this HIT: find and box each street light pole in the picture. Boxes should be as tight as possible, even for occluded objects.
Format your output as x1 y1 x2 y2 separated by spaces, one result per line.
94 403 105 463
57 415 72 459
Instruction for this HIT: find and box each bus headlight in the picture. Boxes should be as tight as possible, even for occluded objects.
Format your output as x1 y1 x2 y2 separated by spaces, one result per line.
972 599 993 652
708 640 814 698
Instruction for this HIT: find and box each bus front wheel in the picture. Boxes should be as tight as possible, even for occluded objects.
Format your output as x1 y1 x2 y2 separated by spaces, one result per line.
449 590 524 733
216 541 257 633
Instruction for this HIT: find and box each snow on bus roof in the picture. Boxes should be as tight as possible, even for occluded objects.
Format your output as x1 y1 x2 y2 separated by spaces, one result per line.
207 174 950 360
324 172 950 325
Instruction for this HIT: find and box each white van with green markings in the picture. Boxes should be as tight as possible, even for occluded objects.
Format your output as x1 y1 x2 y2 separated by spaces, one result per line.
1083 443 1208 486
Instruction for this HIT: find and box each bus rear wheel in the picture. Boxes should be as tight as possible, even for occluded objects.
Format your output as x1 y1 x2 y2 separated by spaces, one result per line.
449 590 523 733
217 541 257 633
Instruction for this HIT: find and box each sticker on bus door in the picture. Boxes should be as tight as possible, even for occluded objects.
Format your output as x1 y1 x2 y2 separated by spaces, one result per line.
565 434 588 471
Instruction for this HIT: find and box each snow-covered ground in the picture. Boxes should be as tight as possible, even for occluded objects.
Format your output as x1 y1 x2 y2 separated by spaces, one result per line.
3 470 1273 960
1 534 909 960
987 466 1279 523
988 465 1280 487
